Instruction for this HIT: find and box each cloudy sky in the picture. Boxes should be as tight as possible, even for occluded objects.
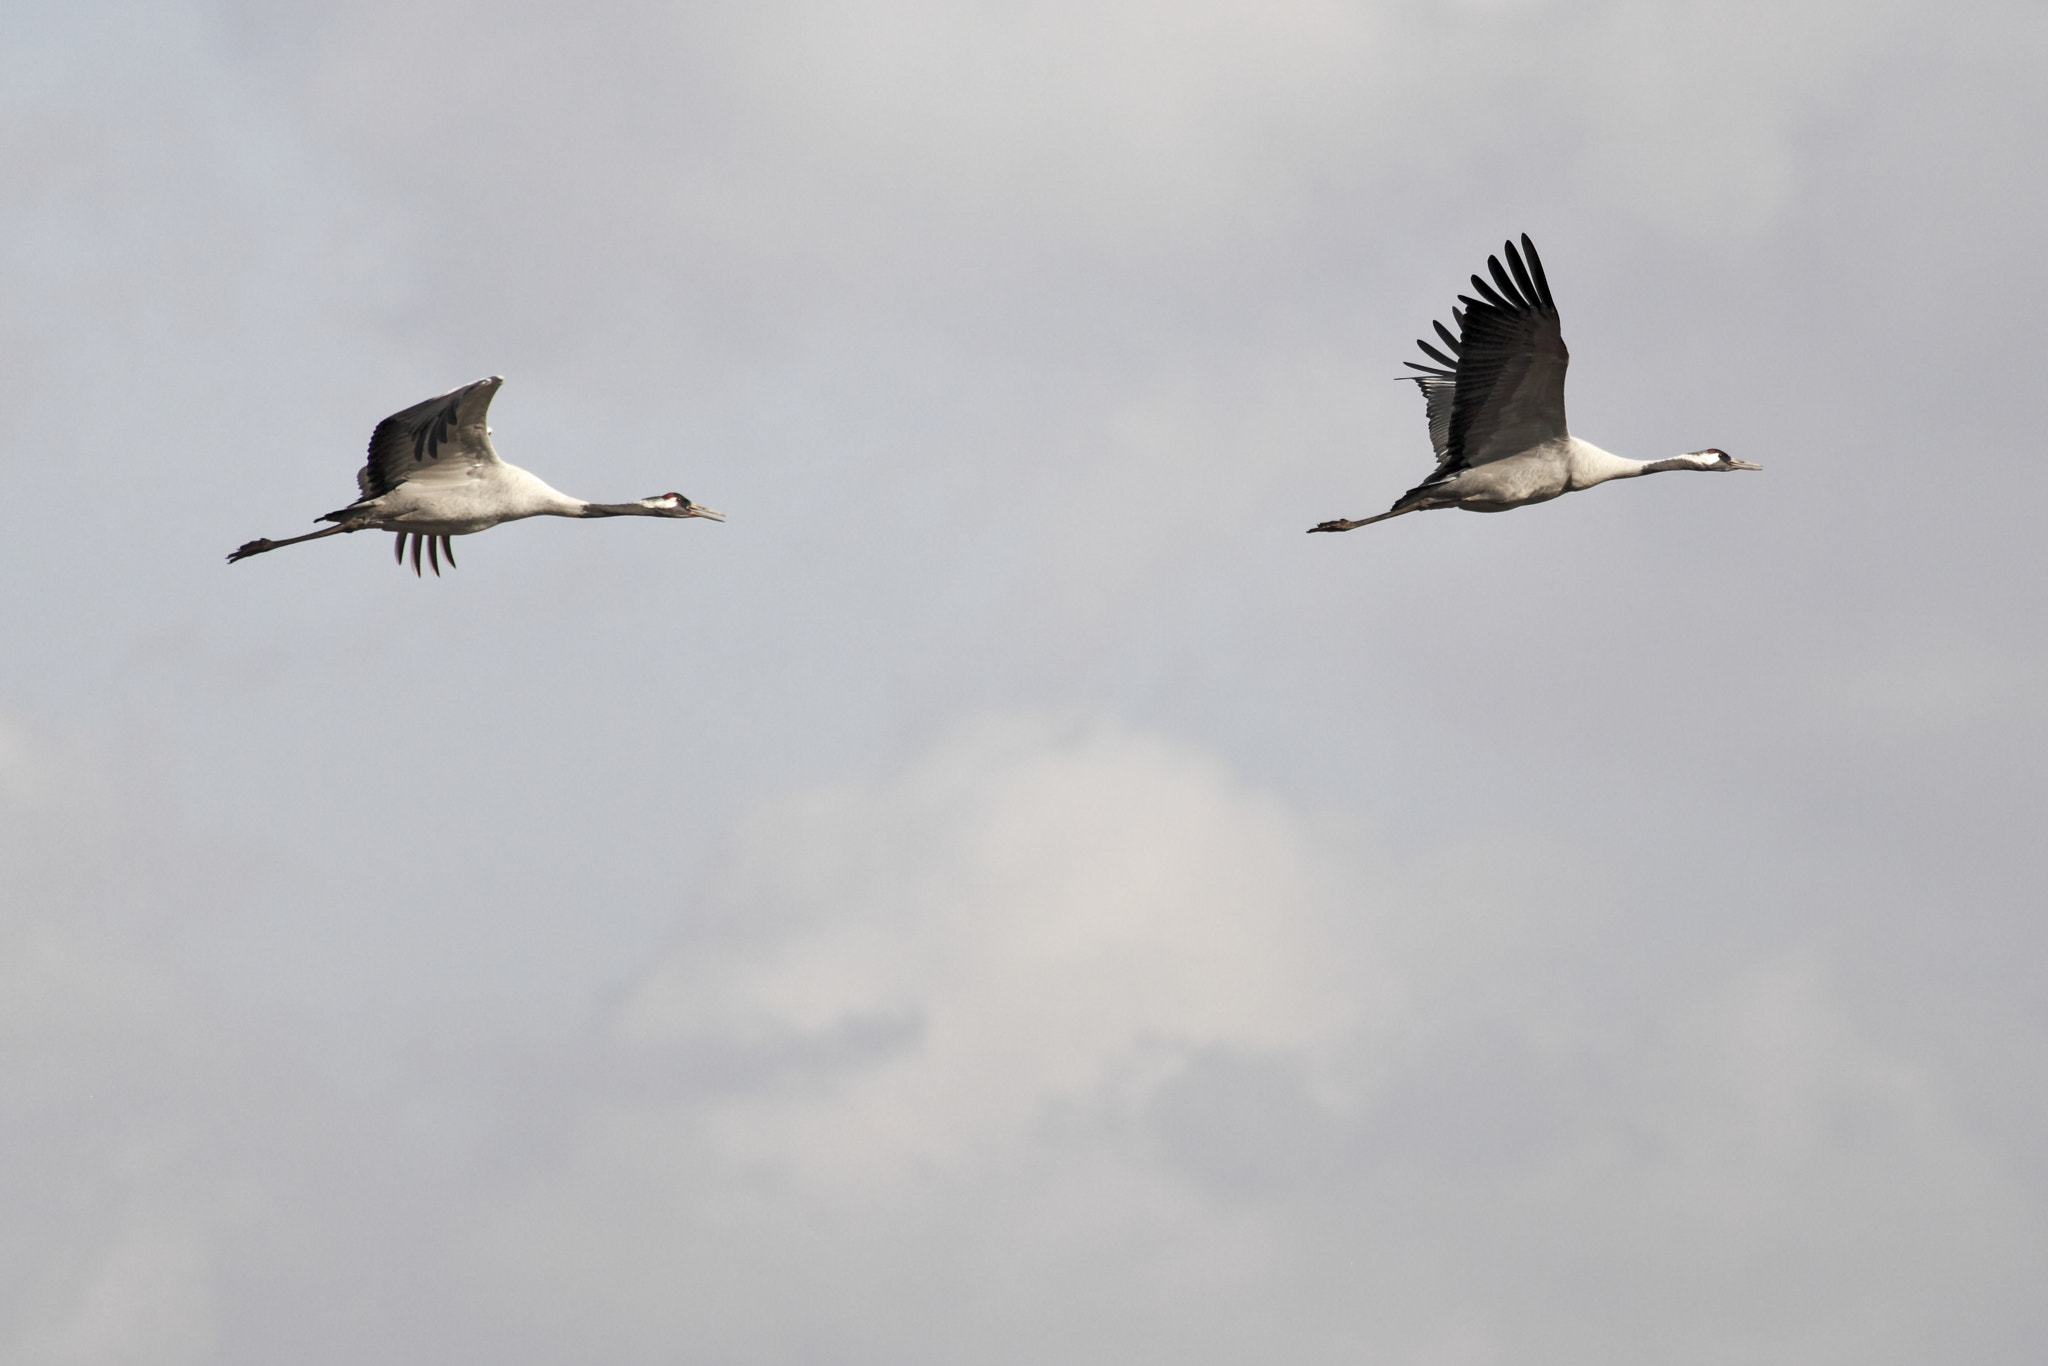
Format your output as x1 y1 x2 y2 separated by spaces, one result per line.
4 0 2047 1361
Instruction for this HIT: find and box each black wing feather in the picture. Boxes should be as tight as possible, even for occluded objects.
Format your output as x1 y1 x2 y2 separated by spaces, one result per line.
1486 254 1529 308
1518 235 1553 308
1415 339 1459 369
356 377 503 501
1467 275 1510 310
1402 236 1569 481
1503 242 1539 308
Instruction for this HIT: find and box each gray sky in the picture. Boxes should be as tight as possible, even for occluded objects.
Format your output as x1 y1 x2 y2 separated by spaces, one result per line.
4 0 2046 1361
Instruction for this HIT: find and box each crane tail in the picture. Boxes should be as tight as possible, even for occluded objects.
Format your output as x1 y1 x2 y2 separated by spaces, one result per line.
389 531 456 576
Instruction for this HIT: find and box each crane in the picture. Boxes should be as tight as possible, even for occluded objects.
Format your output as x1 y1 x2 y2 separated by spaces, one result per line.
1309 236 1757 534
227 376 723 575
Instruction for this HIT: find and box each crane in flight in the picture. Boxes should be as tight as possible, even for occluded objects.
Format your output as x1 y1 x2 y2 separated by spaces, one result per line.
228 376 723 575
1309 236 1756 534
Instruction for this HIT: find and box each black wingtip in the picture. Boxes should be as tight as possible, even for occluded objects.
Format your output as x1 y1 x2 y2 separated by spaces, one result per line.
1415 339 1458 369
1519 234 1552 307
1502 239 1540 310
1468 274 1509 309
1486 254 1528 309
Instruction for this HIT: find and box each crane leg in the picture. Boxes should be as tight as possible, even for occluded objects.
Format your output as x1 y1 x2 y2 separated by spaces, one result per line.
227 524 356 563
1306 504 1423 533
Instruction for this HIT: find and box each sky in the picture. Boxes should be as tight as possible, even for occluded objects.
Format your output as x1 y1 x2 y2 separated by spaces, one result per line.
3 0 2047 1361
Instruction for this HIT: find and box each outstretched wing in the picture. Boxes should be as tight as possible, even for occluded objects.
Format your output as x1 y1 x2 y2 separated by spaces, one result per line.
356 376 506 500
1403 235 1567 477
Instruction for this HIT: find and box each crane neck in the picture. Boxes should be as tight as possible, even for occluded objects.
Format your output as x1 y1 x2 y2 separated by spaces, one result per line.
577 501 665 517
1564 438 1724 488
1635 455 1722 474
1563 439 1650 488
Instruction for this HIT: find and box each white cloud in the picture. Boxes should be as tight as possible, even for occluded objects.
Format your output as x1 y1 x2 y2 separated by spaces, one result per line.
458 715 2038 1363
9 1226 217 1366
0 704 2039 1363
0 718 227 1366
1565 0 1921 238
613 713 1385 1185
277 0 1939 322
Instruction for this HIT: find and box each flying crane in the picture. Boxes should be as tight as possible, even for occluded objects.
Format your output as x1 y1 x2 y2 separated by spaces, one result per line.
1309 236 1757 534
228 376 723 575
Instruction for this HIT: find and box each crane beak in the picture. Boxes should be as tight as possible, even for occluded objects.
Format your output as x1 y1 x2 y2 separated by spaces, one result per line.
684 503 725 522
1729 459 1762 471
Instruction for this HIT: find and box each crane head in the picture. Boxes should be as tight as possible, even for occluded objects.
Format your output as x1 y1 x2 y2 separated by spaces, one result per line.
1691 448 1761 471
638 492 726 521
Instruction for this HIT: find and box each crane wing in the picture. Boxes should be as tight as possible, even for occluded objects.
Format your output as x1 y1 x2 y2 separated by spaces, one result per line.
1402 236 1567 476
356 376 505 500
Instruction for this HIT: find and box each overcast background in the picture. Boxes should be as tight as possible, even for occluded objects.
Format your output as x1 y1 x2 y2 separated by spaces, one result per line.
3 0 2046 1361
